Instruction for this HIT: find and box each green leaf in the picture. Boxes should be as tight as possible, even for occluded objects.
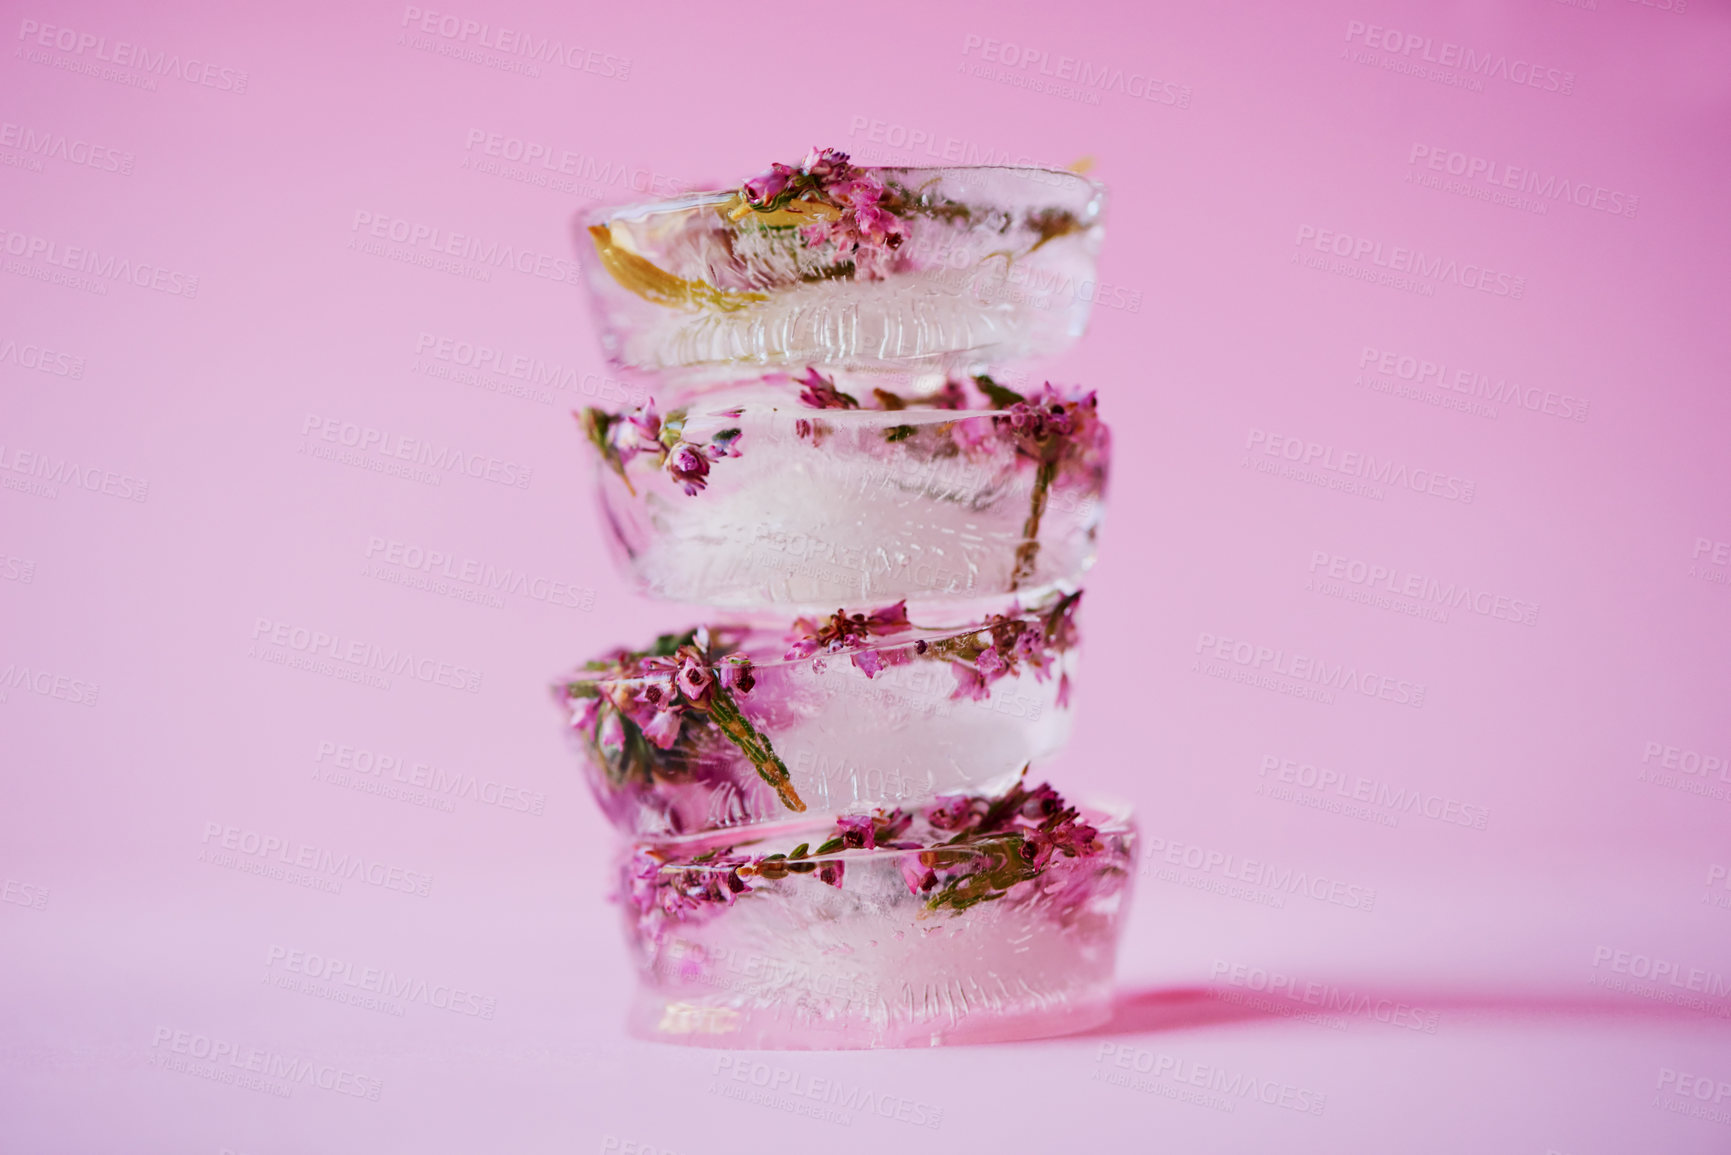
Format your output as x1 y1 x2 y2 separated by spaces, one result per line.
884 424 916 442
975 376 1025 409
702 683 805 812
579 408 635 496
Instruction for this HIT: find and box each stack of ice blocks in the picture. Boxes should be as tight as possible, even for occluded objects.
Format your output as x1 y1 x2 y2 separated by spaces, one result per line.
556 150 1135 1049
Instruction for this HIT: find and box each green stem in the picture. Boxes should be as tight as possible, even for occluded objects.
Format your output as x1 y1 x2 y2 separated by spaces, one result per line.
704 687 805 812
1011 457 1058 591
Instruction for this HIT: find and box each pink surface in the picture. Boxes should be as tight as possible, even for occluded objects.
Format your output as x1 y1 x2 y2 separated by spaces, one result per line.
4 0 1730 1150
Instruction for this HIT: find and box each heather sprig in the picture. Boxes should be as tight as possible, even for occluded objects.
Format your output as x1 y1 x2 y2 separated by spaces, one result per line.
578 400 742 497
561 626 802 812
628 775 1108 923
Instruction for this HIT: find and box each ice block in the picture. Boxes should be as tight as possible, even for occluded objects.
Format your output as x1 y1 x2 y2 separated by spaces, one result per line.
581 150 1105 377
579 372 1108 609
555 594 1081 841
619 780 1136 1049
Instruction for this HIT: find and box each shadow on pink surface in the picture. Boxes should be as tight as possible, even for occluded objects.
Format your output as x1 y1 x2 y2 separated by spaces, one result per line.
1082 984 1731 1039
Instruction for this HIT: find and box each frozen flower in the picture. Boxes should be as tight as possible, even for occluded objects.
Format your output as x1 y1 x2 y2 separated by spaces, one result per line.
720 655 755 695
596 708 625 751
634 673 678 714
949 662 989 702
743 161 796 206
568 694 599 733
949 414 996 455
675 652 714 705
818 860 844 887
786 601 913 675
836 814 876 850
796 367 859 410
801 147 851 181
665 442 711 495
900 854 938 895
625 399 662 443
640 707 684 750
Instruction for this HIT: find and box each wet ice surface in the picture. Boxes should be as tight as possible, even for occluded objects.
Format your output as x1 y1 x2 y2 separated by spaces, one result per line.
559 608 1076 841
584 166 1105 374
593 386 1107 609
622 808 1136 1049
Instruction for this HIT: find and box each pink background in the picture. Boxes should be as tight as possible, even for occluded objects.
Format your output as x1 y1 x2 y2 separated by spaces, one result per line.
4 0 1730 1150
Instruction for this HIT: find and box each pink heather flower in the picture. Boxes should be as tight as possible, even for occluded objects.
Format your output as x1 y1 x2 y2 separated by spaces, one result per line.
665 443 711 495
720 656 755 695
925 794 984 831
796 368 859 410
853 649 886 679
836 814 876 850
675 654 713 705
625 399 662 442
975 646 1007 680
596 708 625 750
801 147 851 181
949 415 996 455
867 601 910 632
568 695 600 732
931 378 968 410
641 707 683 750
743 162 795 205
1055 671 1072 709
818 860 845 887
900 854 938 895
635 675 677 713
797 219 833 248
950 662 989 702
